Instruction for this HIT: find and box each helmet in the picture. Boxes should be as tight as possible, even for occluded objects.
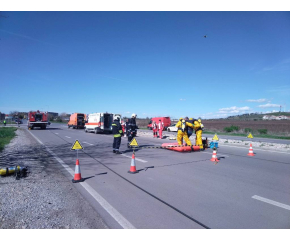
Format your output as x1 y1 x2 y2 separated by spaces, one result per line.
184 117 189 120
114 116 120 121
179 117 183 121
198 119 201 123
131 113 137 118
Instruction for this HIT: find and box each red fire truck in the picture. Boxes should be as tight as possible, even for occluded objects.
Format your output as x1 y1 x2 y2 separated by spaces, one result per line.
27 110 49 130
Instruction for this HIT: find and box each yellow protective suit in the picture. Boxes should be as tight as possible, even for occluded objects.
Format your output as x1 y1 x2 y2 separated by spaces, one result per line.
175 119 194 146
193 119 203 149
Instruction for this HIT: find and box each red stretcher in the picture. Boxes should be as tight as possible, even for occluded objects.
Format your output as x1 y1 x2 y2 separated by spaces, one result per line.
161 143 200 152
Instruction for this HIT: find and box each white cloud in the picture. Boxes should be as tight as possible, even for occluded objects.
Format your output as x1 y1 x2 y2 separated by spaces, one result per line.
246 99 267 103
179 99 186 101
218 106 250 114
258 103 280 108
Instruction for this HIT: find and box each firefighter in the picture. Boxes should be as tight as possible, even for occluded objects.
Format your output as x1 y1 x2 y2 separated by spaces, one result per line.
112 116 123 154
176 117 194 146
152 121 158 138
193 118 204 150
158 119 164 139
3 120 6 126
127 113 138 148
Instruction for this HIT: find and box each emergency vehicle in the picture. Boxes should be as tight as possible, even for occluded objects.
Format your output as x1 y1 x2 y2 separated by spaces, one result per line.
68 113 86 129
27 110 48 130
85 112 121 134
147 117 171 130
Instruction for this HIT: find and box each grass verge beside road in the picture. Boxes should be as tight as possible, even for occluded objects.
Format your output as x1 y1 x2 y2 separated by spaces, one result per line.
0 127 17 152
50 121 67 124
203 131 290 140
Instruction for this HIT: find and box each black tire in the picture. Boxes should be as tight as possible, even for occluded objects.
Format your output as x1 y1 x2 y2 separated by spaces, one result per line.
68 125 70 128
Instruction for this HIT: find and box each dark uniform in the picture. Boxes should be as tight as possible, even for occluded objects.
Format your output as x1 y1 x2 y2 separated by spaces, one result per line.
112 118 123 154
186 118 195 138
127 117 137 147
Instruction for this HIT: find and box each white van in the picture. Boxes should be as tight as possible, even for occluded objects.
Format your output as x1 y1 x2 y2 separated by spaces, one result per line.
85 112 121 134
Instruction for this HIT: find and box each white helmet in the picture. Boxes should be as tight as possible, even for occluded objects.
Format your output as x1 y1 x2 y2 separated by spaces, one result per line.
114 116 120 121
131 113 137 118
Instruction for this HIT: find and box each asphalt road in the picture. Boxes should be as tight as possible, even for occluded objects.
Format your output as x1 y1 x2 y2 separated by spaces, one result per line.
18 122 290 229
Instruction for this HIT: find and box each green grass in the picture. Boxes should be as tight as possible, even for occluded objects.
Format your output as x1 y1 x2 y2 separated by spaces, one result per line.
0 127 17 152
203 131 290 140
50 120 68 124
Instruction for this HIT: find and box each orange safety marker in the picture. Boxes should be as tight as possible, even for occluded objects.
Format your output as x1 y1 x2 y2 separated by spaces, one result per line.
210 148 219 163
247 143 255 156
128 153 138 174
72 159 84 183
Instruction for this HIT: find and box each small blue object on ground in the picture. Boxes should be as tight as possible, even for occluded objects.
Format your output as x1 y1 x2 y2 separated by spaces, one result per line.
209 142 218 149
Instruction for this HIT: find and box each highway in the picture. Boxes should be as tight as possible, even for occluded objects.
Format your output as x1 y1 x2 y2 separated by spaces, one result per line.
18 122 290 229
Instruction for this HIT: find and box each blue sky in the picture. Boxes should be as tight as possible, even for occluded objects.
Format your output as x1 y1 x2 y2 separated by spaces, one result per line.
0 10 289 119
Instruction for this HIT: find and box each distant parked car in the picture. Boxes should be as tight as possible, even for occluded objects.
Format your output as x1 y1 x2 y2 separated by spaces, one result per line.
167 124 178 132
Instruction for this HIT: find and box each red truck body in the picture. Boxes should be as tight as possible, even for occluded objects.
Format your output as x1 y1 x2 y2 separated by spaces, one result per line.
28 110 48 129
147 117 171 130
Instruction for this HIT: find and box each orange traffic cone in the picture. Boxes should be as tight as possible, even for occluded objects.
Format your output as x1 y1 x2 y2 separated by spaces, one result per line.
247 143 255 156
72 159 84 183
210 148 219 162
128 153 138 174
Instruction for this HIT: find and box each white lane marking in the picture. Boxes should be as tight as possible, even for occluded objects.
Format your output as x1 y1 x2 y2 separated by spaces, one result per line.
27 130 135 229
219 143 290 155
252 195 290 211
65 136 71 138
83 142 93 146
55 133 59 135
200 151 229 157
121 153 148 163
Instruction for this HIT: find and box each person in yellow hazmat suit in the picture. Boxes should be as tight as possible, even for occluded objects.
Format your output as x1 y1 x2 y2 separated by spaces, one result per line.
175 118 194 146
193 118 204 150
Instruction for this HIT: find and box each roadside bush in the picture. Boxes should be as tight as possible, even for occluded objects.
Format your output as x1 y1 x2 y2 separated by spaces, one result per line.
244 128 252 133
258 129 268 134
223 125 240 132
56 117 63 122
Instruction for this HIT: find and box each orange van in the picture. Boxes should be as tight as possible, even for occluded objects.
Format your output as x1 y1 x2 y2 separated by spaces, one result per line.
68 113 86 129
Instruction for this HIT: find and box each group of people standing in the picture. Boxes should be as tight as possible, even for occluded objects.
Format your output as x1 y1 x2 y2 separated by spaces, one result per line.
112 114 204 154
112 113 138 154
175 117 204 150
151 120 164 139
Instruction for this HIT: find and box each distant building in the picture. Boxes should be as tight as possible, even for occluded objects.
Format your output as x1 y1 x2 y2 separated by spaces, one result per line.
48 112 59 118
